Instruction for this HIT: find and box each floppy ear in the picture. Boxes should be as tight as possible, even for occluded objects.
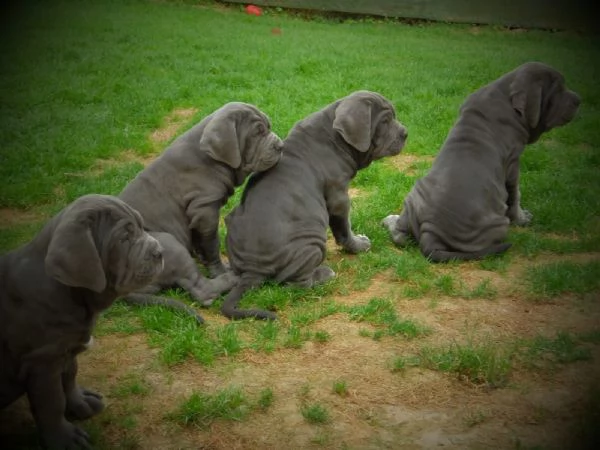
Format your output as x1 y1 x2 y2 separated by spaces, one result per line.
199 113 242 168
510 75 542 129
333 96 372 152
45 214 106 293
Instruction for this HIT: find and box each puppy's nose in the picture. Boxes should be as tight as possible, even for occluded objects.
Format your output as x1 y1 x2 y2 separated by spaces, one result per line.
399 126 408 140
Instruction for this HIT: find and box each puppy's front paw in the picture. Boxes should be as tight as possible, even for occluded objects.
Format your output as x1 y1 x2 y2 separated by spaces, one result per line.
313 266 336 284
514 208 533 226
381 214 400 230
44 420 92 450
382 215 410 246
344 234 371 254
66 387 104 420
208 261 229 278
195 272 239 306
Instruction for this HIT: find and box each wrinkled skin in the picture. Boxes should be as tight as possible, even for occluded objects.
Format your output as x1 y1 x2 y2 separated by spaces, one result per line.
224 91 408 320
119 103 283 318
383 62 580 262
0 194 163 449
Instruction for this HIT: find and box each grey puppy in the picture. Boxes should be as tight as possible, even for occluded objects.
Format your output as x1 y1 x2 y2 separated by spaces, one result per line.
0 194 163 449
383 62 580 262
119 102 283 322
223 91 408 320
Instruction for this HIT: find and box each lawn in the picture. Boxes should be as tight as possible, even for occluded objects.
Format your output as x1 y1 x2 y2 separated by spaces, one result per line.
1 1 599 449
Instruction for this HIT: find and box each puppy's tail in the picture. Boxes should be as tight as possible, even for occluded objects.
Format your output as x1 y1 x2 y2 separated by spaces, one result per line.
221 273 275 320
121 293 205 325
425 242 512 263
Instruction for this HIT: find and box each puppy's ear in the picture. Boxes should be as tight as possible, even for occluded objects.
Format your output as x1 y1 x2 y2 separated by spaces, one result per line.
45 213 106 293
333 96 372 152
510 72 542 129
199 113 242 168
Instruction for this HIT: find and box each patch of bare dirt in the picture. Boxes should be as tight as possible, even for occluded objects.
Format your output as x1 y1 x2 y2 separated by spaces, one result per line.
1 250 598 449
69 107 199 178
94 107 198 172
387 153 434 175
87 149 157 175
348 187 363 198
0 208 46 228
149 107 198 147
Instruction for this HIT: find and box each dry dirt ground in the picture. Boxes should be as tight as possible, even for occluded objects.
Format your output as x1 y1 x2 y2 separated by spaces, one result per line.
1 109 598 450
2 253 598 450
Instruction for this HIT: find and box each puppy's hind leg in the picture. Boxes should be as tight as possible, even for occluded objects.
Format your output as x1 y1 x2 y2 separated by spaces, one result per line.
289 266 336 288
181 271 239 307
152 230 236 307
420 231 511 262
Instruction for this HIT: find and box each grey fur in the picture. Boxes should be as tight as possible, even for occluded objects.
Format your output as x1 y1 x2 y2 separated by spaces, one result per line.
383 62 580 262
119 102 283 320
0 194 163 449
223 91 408 320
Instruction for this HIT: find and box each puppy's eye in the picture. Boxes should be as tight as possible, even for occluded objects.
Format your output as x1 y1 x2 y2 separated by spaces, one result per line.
256 123 266 135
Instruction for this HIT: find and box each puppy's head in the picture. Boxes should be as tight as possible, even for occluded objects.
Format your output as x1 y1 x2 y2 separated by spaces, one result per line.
45 194 164 294
199 102 283 176
332 90 408 165
510 62 580 143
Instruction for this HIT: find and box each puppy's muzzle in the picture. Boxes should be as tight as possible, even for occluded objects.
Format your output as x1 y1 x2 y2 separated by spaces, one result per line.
387 122 408 157
399 125 408 141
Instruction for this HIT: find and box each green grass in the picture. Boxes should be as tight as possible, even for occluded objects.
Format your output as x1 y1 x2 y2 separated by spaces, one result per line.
398 331 593 386
257 388 275 410
463 410 488 428
389 355 421 372
346 297 428 339
109 373 151 399
301 403 331 424
417 340 514 387
526 260 600 299
168 386 250 428
517 332 592 367
1 0 598 253
284 325 311 349
0 7 599 443
250 320 281 353
313 330 332 343
463 279 498 300
288 300 343 326
332 380 349 397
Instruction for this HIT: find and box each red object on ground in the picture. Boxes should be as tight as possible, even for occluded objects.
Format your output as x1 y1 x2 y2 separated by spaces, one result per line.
245 5 262 16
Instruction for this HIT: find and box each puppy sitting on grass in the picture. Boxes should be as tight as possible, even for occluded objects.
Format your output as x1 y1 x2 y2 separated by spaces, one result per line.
383 62 580 262
119 102 283 323
0 194 164 449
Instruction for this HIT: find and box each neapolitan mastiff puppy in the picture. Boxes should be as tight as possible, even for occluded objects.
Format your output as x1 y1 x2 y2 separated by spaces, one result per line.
383 62 580 262
222 91 408 320
0 194 163 449
119 102 283 320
